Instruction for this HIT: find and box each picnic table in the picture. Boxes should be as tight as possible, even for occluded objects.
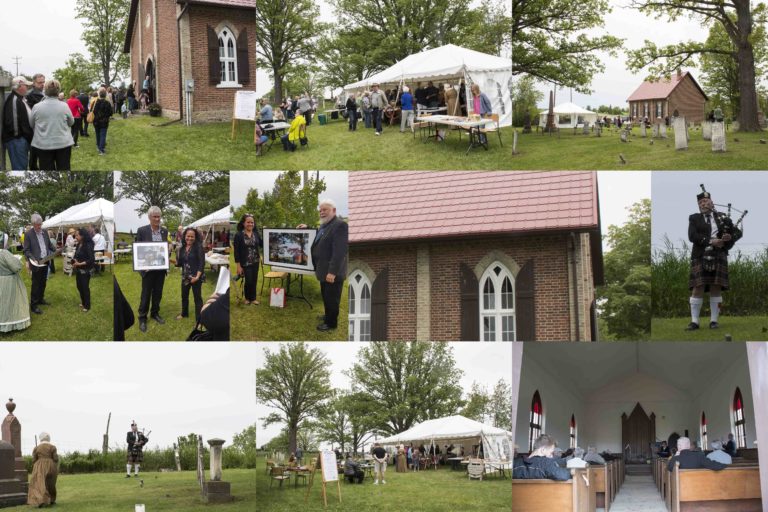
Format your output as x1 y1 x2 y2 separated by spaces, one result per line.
324 108 344 121
447 456 464 471
205 253 229 271
261 121 290 151
485 460 512 479
415 114 496 154
113 247 131 262
358 463 375 480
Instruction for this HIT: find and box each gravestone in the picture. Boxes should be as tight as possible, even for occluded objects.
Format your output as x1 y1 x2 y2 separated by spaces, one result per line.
732 121 740 132
641 124 647 137
0 441 26 507
673 117 688 150
652 124 659 138
702 121 712 140
620 130 629 143
660 124 667 138
582 122 590 135
711 121 726 152
512 130 519 155
1 400 26 489
596 124 602 137
203 439 233 503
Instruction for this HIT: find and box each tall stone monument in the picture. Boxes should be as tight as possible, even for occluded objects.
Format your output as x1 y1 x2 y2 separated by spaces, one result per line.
702 121 712 140
203 439 233 503
1 400 26 490
0 441 26 507
711 121 726 152
673 117 688 150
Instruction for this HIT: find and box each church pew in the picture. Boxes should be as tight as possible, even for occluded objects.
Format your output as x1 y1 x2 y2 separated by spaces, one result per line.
671 462 761 512
512 467 596 512
593 465 612 511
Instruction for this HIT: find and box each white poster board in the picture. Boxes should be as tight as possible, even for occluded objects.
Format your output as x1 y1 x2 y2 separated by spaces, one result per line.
234 91 258 121
320 451 338 482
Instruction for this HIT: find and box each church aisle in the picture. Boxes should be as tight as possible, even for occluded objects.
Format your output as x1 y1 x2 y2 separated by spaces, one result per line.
603 474 666 512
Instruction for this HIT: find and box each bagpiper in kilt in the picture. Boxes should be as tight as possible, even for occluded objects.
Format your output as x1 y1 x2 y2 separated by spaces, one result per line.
686 188 742 331
126 422 148 477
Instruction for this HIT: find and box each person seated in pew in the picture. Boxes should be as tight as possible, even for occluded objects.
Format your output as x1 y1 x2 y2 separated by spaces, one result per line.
724 433 737 457
667 437 726 472
706 440 732 465
566 447 588 468
657 441 671 457
512 434 572 481
584 446 606 465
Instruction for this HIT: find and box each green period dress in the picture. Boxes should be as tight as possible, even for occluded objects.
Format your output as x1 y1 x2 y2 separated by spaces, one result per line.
0 249 31 333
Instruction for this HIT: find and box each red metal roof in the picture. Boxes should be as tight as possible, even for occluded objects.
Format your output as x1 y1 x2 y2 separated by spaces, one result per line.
180 0 256 7
627 71 707 102
349 171 599 243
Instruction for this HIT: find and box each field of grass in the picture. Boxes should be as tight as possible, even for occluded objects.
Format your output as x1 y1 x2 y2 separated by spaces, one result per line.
113 253 218 342
33 469 254 511
651 316 768 341
230 253 349 341
0 252 112 341
257 459 511 512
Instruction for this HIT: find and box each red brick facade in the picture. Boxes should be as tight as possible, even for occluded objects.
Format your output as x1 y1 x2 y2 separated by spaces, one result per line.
125 0 255 122
628 72 708 125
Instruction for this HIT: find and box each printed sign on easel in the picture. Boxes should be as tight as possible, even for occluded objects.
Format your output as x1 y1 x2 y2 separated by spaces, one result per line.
231 90 258 140
305 450 341 507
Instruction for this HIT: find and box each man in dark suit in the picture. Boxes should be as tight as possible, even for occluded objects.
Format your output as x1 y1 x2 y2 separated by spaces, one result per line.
667 436 726 472
686 189 741 331
300 199 348 331
23 213 57 314
136 206 169 333
724 433 738 457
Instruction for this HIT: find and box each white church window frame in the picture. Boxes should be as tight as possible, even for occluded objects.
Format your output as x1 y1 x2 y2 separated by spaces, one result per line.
348 270 372 342
218 27 239 87
700 411 707 449
529 390 543 452
479 261 516 341
569 414 577 449
732 387 747 449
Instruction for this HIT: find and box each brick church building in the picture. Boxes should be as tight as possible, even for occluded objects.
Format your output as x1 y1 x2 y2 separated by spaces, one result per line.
124 0 255 122
627 69 708 125
347 171 604 342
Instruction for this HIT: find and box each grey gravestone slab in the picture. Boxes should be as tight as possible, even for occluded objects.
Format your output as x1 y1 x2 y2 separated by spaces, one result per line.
711 122 726 152
660 124 667 139
641 124 647 137
0 441 26 507
652 124 659 138
673 117 688 150
702 121 712 140
582 123 590 135
620 130 629 143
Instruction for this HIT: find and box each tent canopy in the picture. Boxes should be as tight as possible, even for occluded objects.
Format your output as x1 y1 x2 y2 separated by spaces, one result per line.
41 198 115 253
539 102 599 127
187 206 231 230
379 415 511 445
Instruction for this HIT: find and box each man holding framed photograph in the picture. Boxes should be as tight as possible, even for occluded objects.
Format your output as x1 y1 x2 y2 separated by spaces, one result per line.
135 206 169 333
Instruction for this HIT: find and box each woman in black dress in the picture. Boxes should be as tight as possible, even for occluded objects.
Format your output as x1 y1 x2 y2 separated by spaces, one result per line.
71 228 95 312
176 227 205 322
233 214 262 305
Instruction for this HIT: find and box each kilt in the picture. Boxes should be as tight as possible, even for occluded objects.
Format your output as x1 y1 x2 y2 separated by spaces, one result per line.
127 447 144 464
689 252 729 291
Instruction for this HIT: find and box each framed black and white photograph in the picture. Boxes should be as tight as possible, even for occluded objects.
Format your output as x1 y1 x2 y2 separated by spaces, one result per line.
132 242 170 271
263 228 316 272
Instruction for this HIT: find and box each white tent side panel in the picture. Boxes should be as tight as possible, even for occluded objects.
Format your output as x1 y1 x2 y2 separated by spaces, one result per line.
466 68 513 128
188 206 231 230
41 198 115 253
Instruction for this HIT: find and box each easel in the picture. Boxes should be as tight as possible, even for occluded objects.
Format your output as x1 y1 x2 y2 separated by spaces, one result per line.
305 450 341 508
230 90 259 142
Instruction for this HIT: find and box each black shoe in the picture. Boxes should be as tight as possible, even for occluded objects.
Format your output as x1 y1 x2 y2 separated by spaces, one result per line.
39 300 51 306
316 323 336 332
710 321 719 329
133 474 139 477
125 474 131 478
32 306 43 315
139 319 147 333
151 314 165 325
685 322 700 331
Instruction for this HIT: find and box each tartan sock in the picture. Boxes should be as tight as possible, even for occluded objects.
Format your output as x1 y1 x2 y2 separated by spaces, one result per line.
690 297 703 324
710 296 722 322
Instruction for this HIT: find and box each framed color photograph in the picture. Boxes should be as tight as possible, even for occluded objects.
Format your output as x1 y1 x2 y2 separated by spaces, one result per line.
132 242 170 271
263 228 316 272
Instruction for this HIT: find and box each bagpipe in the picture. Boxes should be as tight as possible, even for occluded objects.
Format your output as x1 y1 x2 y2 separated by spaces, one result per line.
700 184 747 272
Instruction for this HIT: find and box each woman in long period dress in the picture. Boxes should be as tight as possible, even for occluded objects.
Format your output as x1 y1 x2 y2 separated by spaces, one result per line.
396 445 407 472
0 232 30 333
27 432 59 507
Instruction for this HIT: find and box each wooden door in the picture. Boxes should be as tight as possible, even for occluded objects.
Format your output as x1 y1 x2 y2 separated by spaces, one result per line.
621 403 656 462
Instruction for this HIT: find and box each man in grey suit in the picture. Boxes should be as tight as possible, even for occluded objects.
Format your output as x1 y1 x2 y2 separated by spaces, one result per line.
136 206 169 333
300 199 348 331
23 213 57 314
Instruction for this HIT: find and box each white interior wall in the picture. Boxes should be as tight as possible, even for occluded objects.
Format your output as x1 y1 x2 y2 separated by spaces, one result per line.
746 342 768 512
514 354 585 452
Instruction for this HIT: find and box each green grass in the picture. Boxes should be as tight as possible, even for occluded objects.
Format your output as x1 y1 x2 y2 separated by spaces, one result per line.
509 125 768 170
113 254 218 342
651 316 768 341
0 254 112 341
230 254 349 341
37 469 254 511
257 459 511 511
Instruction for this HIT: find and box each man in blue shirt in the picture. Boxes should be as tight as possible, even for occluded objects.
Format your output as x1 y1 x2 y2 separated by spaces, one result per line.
400 86 414 133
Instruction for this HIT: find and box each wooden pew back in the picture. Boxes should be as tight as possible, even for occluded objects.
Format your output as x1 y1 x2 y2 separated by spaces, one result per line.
672 463 761 512
512 467 596 512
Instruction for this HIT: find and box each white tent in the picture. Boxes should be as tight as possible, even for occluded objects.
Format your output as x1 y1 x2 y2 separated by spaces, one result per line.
378 415 513 464
343 44 513 127
538 102 599 129
188 206 231 230
41 198 115 253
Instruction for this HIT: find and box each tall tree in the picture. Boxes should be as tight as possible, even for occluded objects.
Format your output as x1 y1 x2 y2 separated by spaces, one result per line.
186 171 230 221
53 53 100 95
0 173 21 235
462 0 512 56
115 171 189 216
231 424 256 454
512 75 544 126
512 0 622 92
312 392 352 454
75 0 130 86
461 382 491 423
255 0 321 102
11 171 114 222
255 343 334 454
489 379 513 430
627 0 766 131
346 342 464 435
316 28 381 88
597 199 652 340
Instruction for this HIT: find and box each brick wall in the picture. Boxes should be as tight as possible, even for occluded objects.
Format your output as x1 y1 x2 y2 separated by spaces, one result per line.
669 75 707 125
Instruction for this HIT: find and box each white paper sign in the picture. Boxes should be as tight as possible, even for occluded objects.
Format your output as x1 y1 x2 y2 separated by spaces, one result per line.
320 451 338 482
135 506 145 512
234 91 258 121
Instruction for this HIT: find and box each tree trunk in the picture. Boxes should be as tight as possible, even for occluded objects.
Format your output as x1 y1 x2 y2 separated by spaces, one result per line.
288 424 297 455
273 67 283 104
735 2 762 131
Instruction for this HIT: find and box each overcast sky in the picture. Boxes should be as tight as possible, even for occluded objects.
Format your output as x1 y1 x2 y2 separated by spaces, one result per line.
0 343 256 456
230 171 349 217
652 172 766 256
598 171 650 250
255 342 512 447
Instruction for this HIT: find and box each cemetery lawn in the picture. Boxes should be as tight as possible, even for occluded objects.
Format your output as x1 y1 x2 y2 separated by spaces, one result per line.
229 253 349 341
45 469 255 511
0 254 112 341
651 316 768 341
114 254 218 342
257 464 511 512
509 126 768 170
